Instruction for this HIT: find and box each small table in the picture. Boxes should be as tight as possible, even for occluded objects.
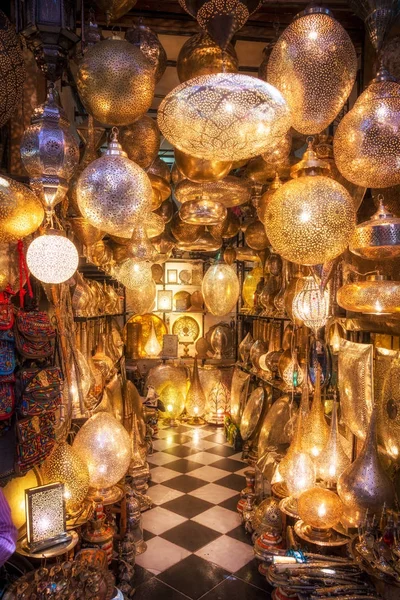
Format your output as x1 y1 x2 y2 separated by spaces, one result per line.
16 530 79 562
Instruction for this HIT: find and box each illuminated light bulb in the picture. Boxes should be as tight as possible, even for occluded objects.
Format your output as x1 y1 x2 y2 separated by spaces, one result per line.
292 276 329 335
297 487 343 531
158 73 290 162
144 320 162 358
317 400 350 486
27 230 79 284
202 262 240 316
266 7 357 135
72 412 131 504
42 442 90 514
302 366 329 459
114 259 152 289
186 356 206 420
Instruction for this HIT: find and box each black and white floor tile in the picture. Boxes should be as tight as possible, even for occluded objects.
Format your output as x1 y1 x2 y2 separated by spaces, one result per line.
133 423 273 599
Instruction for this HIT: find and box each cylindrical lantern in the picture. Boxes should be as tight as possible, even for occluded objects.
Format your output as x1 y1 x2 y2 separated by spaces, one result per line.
202 262 240 316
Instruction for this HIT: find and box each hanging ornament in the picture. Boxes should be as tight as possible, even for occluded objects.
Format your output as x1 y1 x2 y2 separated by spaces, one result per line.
76 36 155 127
120 116 160 169
347 0 400 55
0 174 44 243
179 199 227 225
186 356 207 419
158 73 290 162
334 68 400 189
263 141 356 266
175 176 252 207
257 173 282 224
301 368 329 459
27 230 79 285
0 10 25 129
177 33 238 83
292 276 330 334
77 128 153 237
174 148 232 183
20 84 79 211
266 6 357 135
178 0 261 50
126 225 157 262
126 20 167 83
337 408 396 522
350 195 400 259
317 398 350 486
337 273 400 315
202 261 240 316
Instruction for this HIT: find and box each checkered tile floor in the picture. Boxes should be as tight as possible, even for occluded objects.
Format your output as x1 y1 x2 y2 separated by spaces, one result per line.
133 423 273 600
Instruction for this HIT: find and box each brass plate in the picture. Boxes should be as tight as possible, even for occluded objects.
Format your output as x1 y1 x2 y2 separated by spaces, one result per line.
240 387 265 441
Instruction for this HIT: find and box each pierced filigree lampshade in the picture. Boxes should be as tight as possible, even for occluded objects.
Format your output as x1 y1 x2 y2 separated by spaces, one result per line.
170 212 203 243
174 148 232 183
126 225 157 262
292 276 330 334
317 400 350 486
0 175 44 243
266 6 357 135
76 36 155 127
337 274 400 315
179 198 227 225
202 262 240 316
27 230 79 284
77 129 153 237
72 412 131 504
297 487 343 541
93 0 137 23
261 132 292 165
257 174 282 224
158 73 290 162
347 0 400 54
119 116 160 169
186 357 207 419
125 20 167 83
285 452 316 498
244 220 269 251
263 143 356 266
175 176 252 208
125 280 156 314
160 384 185 423
349 195 400 259
0 10 25 129
177 33 238 82
144 320 162 357
206 380 229 425
302 368 329 459
334 69 400 189
114 260 153 290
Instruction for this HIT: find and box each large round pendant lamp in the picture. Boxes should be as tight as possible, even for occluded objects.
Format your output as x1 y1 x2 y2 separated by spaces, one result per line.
263 143 356 266
76 36 155 127
177 33 238 83
202 262 240 316
27 230 79 284
77 129 153 237
158 73 290 162
334 69 400 189
266 6 357 135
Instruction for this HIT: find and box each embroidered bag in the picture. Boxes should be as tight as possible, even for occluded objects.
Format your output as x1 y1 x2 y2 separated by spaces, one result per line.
15 310 56 360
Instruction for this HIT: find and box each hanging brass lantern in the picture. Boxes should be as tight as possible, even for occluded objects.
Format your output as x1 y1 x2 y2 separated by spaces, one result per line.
179 199 227 225
0 10 25 129
177 33 238 83
147 157 171 182
334 68 400 189
301 368 329 459
77 128 153 237
350 195 400 259
317 399 350 485
263 142 356 266
209 210 240 239
0 174 44 243
261 132 292 165
337 274 400 315
292 276 330 334
267 6 357 135
76 36 155 127
347 0 400 54
20 85 79 211
126 20 167 83
257 174 282 223
170 212 203 243
202 262 240 316
337 409 396 521
244 220 269 251
174 148 232 183
158 73 290 162
93 0 137 24
178 0 261 50
175 176 252 207
119 116 160 169
242 265 263 310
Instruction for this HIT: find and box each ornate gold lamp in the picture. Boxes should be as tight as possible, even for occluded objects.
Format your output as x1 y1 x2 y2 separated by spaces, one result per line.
119 116 160 169
77 128 153 237
186 356 207 423
126 280 156 314
261 132 292 165
266 6 357 135
316 399 350 487
295 487 345 546
158 73 290 162
144 320 162 358
263 142 356 265
206 380 229 425
125 20 167 83
337 274 400 315
334 68 400 188
174 148 232 183
76 36 155 126
177 32 238 82
72 412 131 505
0 175 44 243
302 368 329 459
202 261 240 316
114 260 153 290
160 384 186 426
179 198 227 225
349 195 400 259
242 265 263 311
292 276 330 334
175 176 252 207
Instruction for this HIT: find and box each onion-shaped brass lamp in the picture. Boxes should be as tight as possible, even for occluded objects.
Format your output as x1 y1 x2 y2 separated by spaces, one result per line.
72 412 131 505
77 128 153 237
263 142 356 265
334 68 400 189
76 36 155 126
337 274 400 315
292 276 330 334
266 6 357 135
158 73 290 162
202 262 240 316
349 195 400 259
177 33 238 83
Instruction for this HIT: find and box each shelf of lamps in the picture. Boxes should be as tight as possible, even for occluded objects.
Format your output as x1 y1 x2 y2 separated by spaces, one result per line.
74 312 128 322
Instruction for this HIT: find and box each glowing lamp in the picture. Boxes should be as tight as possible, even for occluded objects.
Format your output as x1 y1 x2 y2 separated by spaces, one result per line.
42 442 90 514
114 260 153 289
160 384 185 425
292 276 329 335
285 452 316 498
297 487 343 544
25 483 69 552
144 320 162 358
302 367 329 459
242 265 263 310
206 380 229 425
157 290 173 312
186 357 206 421
72 412 131 504
27 230 79 284
317 400 350 486
202 262 240 316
